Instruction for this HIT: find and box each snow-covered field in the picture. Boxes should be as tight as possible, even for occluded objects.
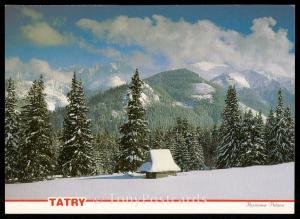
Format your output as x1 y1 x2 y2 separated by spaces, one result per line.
5 162 294 200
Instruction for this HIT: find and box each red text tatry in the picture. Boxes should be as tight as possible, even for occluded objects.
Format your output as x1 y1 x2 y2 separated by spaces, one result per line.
48 197 86 206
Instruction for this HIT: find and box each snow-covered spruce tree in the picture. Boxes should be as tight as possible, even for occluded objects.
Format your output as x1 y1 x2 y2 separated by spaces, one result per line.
239 110 267 167
210 124 220 169
253 112 268 164
58 73 96 177
5 78 21 182
116 69 150 172
197 127 211 169
284 107 295 162
19 76 55 182
180 118 192 171
269 89 294 164
264 108 276 164
188 129 205 170
94 130 119 174
171 118 188 171
217 86 242 169
151 128 166 149
165 129 177 158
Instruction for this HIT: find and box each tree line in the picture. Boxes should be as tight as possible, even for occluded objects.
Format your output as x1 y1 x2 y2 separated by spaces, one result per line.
5 69 294 183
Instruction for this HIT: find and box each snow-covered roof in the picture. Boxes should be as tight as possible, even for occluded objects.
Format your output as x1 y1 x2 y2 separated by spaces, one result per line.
138 149 181 172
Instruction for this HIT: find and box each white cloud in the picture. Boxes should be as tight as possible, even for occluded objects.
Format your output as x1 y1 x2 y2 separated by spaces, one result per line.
78 39 157 72
5 57 73 83
20 7 73 47
108 75 126 87
76 15 295 79
78 39 122 59
21 22 73 46
109 75 126 87
21 7 43 20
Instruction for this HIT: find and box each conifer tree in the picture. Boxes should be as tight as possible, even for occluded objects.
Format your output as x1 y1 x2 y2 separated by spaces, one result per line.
94 130 119 174
116 69 150 172
152 128 166 149
284 107 295 162
197 127 211 169
217 86 242 168
181 118 192 171
172 118 186 171
265 108 276 164
58 73 96 177
210 124 219 169
188 130 205 170
19 76 55 182
239 110 267 167
165 129 177 158
269 89 293 164
5 78 20 182
253 112 268 163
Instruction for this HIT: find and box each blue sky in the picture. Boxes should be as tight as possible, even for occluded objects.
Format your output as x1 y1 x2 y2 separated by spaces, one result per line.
5 5 295 79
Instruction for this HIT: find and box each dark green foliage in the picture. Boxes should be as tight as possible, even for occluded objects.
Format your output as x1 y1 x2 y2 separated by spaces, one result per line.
284 107 295 161
19 76 55 182
168 117 205 172
265 108 276 164
217 86 242 169
239 110 267 167
197 126 219 169
151 128 167 149
267 89 294 164
5 78 20 182
93 130 119 174
116 69 150 172
188 129 205 170
210 124 219 168
58 73 96 177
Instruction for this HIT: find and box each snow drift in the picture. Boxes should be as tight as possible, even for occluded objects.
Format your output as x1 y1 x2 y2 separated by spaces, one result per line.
5 162 294 200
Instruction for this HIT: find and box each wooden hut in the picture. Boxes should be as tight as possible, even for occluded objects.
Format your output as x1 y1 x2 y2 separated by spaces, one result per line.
138 149 180 179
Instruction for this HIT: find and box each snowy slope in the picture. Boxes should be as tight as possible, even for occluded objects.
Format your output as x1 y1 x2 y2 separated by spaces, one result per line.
5 61 134 111
5 162 294 200
11 80 69 111
172 101 193 108
187 61 232 80
126 82 160 108
212 72 251 89
211 70 295 115
239 102 267 122
191 83 215 103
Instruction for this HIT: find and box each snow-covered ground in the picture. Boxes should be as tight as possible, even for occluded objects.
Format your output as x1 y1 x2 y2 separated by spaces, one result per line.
5 162 294 200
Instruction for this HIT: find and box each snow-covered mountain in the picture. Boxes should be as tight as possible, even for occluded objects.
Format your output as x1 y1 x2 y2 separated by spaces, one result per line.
191 83 215 103
211 70 280 90
210 70 295 114
6 60 294 114
239 102 267 122
188 61 294 94
187 61 233 80
123 82 160 109
5 61 135 111
8 80 69 111
76 61 134 91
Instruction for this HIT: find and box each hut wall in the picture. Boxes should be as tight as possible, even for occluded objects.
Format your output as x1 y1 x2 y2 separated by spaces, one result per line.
146 171 177 179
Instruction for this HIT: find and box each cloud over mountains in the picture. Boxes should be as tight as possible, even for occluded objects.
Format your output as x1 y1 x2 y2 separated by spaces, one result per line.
76 15 294 79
